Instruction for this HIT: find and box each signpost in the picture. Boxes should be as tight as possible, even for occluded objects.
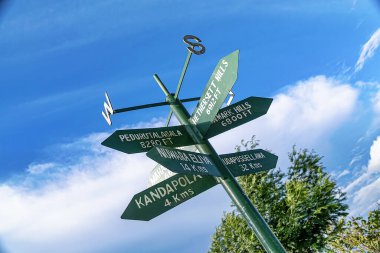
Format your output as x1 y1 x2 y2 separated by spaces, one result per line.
205 96 273 139
147 145 222 177
190 50 239 135
100 35 287 253
101 125 195 154
220 149 278 177
147 145 198 186
122 173 217 221
147 146 278 178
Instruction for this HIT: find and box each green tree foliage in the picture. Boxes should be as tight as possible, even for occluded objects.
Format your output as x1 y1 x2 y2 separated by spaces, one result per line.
327 206 380 252
209 139 348 253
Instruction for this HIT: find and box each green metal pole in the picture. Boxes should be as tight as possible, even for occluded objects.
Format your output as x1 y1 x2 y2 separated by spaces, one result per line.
165 51 193 126
174 50 192 98
153 74 287 253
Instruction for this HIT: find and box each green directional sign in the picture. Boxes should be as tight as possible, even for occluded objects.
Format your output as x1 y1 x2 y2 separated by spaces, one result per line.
100 36 287 252
205 96 273 139
190 50 239 135
147 146 222 177
101 125 195 154
122 173 218 221
220 149 278 177
148 145 198 186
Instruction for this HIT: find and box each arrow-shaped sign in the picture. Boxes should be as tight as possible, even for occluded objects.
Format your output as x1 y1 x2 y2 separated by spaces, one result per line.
148 145 198 187
148 146 277 178
101 125 195 154
122 173 218 221
190 50 239 135
100 35 287 251
220 149 278 177
205 96 273 139
147 146 222 177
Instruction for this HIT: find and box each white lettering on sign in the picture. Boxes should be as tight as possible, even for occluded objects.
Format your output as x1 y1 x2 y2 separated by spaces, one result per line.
188 153 212 164
134 175 202 209
239 162 263 172
139 138 173 149
222 152 265 165
213 101 253 126
213 109 234 121
118 130 183 142
148 146 197 187
191 59 229 124
156 147 191 162
180 163 209 173
156 147 212 165
164 188 196 207
220 110 252 126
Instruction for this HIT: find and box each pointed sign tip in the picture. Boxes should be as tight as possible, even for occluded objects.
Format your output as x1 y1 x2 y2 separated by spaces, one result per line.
100 139 107 147
121 215 150 221
227 49 239 58
100 137 111 147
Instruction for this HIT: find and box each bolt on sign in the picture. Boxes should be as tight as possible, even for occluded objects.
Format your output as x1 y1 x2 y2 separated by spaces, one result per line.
100 35 287 253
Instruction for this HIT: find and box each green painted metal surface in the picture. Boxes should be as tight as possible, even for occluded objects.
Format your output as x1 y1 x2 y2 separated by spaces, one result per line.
220 149 278 177
121 173 217 221
103 46 287 252
101 125 195 154
154 76 287 253
148 145 198 186
205 96 273 139
190 50 239 135
113 97 200 114
147 146 221 177
165 51 193 126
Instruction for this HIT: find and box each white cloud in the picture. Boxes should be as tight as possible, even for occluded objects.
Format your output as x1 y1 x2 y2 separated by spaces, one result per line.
0 128 229 253
349 154 363 166
337 169 350 179
343 136 380 193
26 163 56 174
355 28 380 72
373 90 380 116
345 136 380 215
211 75 359 169
368 136 380 173
0 75 366 251
343 167 370 194
355 80 380 89
351 176 380 216
269 76 356 134
0 135 147 252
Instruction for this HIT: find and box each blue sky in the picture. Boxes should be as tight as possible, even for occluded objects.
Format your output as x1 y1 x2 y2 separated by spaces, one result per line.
1 0 380 252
